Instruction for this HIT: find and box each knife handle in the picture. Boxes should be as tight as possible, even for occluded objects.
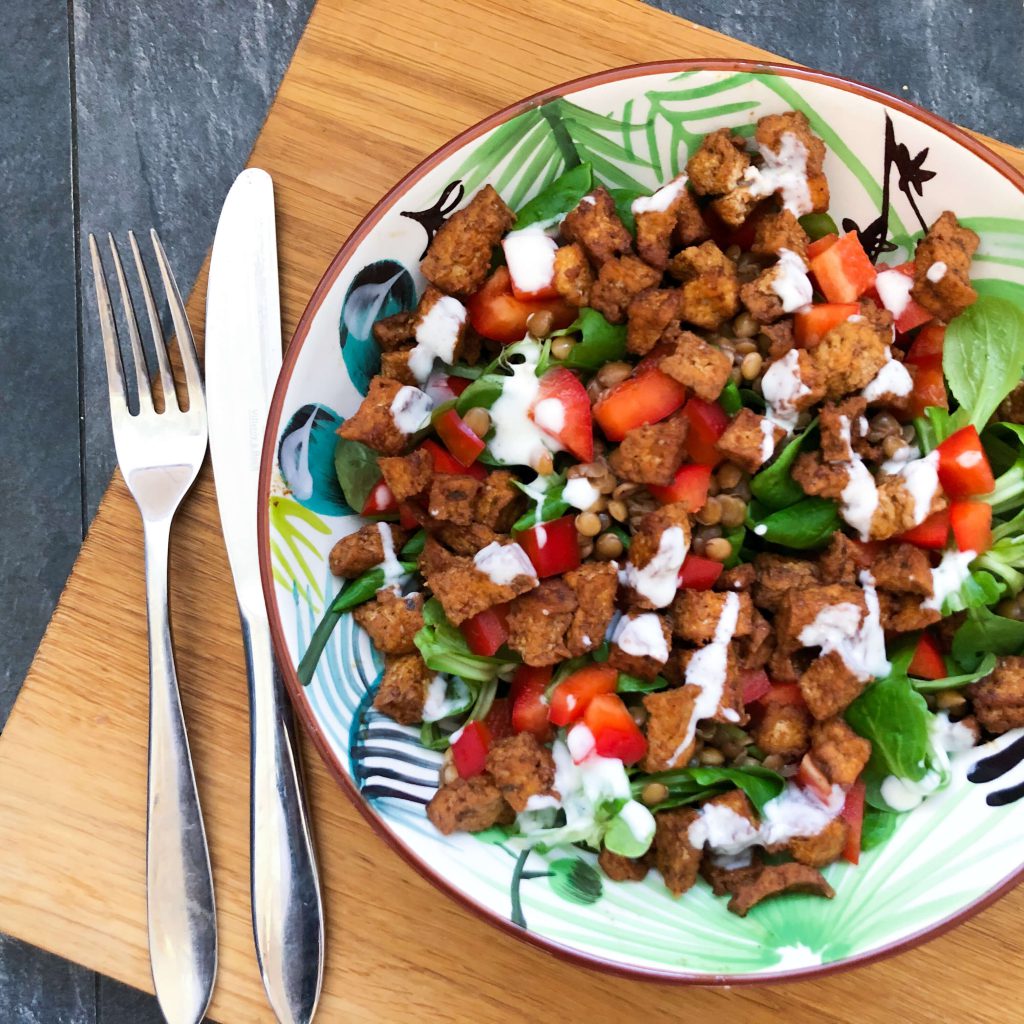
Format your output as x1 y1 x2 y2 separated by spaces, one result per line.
241 609 325 1024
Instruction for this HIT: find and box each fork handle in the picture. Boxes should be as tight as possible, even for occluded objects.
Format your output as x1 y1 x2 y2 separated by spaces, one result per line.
241 608 324 1024
143 517 218 1024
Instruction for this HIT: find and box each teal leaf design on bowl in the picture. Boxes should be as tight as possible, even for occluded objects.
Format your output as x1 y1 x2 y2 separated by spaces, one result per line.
339 260 417 395
278 403 347 515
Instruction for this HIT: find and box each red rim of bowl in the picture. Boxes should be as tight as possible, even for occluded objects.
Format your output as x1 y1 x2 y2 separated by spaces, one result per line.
258 57 1024 985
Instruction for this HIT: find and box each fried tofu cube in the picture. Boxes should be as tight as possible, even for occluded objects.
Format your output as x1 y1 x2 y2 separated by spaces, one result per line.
753 702 811 759
608 414 688 487
609 611 671 680
739 264 788 324
809 317 892 399
670 590 753 644
716 408 785 473
474 470 525 531
426 774 513 834
642 685 699 771
818 396 870 463
791 452 851 500
427 474 482 525
372 309 417 351
968 656 1024 733
329 522 409 579
756 111 827 175
560 186 633 267
659 328 733 402
878 591 942 632
789 817 848 868
686 127 751 196
589 255 662 325
598 846 650 882
552 242 595 307
353 590 424 655
871 542 934 597
485 733 556 812
634 175 696 270
378 350 418 385
653 807 703 896
818 532 864 586
626 288 684 356
625 503 691 611
752 209 810 259
373 652 431 724
505 579 576 667
751 552 821 613
775 584 866 651
337 375 413 456
563 562 618 657
799 651 865 720
420 184 515 298
911 211 979 323
378 448 433 502
810 717 871 785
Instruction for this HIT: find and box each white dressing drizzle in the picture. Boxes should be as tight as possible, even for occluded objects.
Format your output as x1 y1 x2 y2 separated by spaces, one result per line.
770 248 813 312
922 548 976 612
742 132 812 217
632 173 689 215
836 414 879 540
874 269 914 318
376 522 407 593
410 295 466 382
762 348 811 435
896 449 940 526
532 397 565 434
926 261 947 283
621 526 689 609
487 341 561 468
758 418 778 464
612 613 669 662
880 711 976 810
563 476 601 511
473 541 537 586
502 227 558 297
389 385 434 434
862 348 913 402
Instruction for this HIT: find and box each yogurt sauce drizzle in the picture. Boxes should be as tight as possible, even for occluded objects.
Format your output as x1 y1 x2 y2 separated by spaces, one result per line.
621 526 689 609
742 132 813 217
376 522 407 593
874 269 914 318
837 414 879 540
410 295 466 382
632 173 689 215
612 613 669 662
922 548 976 612
926 261 947 283
668 592 741 767
503 226 558 296
487 342 561 468
389 385 434 434
563 476 600 511
770 248 813 312
473 541 537 585
762 348 811 435
862 348 914 402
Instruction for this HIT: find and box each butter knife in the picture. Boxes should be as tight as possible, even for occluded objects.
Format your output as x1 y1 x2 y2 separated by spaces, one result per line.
205 168 325 1024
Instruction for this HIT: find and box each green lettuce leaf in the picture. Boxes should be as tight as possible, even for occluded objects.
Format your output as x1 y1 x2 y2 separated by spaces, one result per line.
514 163 593 230
333 436 381 513
746 496 840 549
549 307 627 371
846 675 932 783
629 764 785 815
750 421 817 511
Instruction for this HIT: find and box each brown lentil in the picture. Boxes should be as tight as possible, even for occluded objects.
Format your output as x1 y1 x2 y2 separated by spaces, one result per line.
734 339 759 357
534 451 554 476
641 782 669 807
882 436 908 459
717 462 743 490
631 704 649 728
526 309 555 339
901 423 917 444
867 411 901 443
936 689 967 711
576 511 602 537
762 754 786 772
441 748 458 786
608 498 629 522
704 537 733 562
733 311 760 338
729 366 743 385
706 476 721 497
695 495 723 526
740 351 764 380
594 532 624 560
698 747 726 766
732 479 752 501
691 536 707 555
997 597 1024 620
549 334 575 360
718 494 748 529
597 361 632 388
462 406 491 438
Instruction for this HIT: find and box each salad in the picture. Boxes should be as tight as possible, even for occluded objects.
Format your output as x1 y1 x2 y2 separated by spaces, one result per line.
303 109 1024 917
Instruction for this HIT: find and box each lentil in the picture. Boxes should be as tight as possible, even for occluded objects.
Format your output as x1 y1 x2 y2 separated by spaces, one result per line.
462 406 491 438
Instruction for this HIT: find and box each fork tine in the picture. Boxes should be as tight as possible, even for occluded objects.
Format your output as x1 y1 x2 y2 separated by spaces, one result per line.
129 230 177 410
88 234 128 415
150 229 204 408
107 234 153 412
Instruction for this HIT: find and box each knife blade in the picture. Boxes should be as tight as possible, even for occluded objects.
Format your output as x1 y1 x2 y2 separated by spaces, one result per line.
206 167 325 1024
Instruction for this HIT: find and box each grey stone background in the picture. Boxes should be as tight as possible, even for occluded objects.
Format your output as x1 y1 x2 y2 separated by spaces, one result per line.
0 0 1019 1019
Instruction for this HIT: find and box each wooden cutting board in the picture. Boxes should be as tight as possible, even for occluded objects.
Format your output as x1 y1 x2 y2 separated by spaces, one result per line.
5 1 1024 1020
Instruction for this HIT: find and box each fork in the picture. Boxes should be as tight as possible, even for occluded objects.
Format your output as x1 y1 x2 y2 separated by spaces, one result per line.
89 230 217 1024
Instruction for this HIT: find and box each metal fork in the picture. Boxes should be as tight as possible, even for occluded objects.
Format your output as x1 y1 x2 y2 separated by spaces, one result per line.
89 231 217 1024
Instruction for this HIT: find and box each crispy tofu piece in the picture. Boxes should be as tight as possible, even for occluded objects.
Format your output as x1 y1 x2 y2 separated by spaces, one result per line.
736 608 775 672
353 590 424 655
474 470 525 532
686 127 751 196
560 187 633 267
608 414 688 487
422 542 537 625
653 807 703 896
810 316 892 400
818 532 863 586
590 255 662 325
799 651 865 720
374 653 431 724
711 186 762 230
789 817 848 868
426 773 514 834
878 592 942 633
739 264 790 324
643 685 700 771
427 474 482 525
728 862 834 917
563 562 618 657
372 309 418 351
668 241 741 330
753 702 811 758
752 552 821 613
659 327 733 402
968 656 1024 733
704 789 758 827
819 396 871 463
379 448 433 502
871 542 934 596
378 350 418 385
756 111 827 173
626 288 684 356
674 188 711 248
716 408 785 474
552 242 595 307
701 857 765 897
598 846 650 882
869 474 948 541
810 717 871 785
911 211 979 323
634 177 694 270
717 563 756 592
609 611 672 679
420 184 514 298
485 733 556 812
673 645 747 725
433 522 500 555
337 375 413 456
752 209 810 259
625 503 692 611
775 583 866 652
670 590 753 644
668 238 733 280
792 452 851 500
505 579 576 667
761 318 796 359
329 522 409 579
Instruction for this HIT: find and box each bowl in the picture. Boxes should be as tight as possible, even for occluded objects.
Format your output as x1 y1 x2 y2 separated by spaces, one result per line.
258 59 1024 983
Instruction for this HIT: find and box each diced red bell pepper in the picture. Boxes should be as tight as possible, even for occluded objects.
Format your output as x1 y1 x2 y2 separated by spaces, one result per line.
483 698 514 742
502 233 560 301
683 397 730 465
435 407 485 467
677 554 724 590
445 374 471 397
936 426 996 499
593 368 687 442
583 692 648 765
887 263 934 334
905 323 945 370
796 753 833 803
793 303 859 348
701 203 771 251
906 364 948 420
451 720 491 778
806 233 838 260
530 367 594 461
809 231 877 303
741 670 772 705
362 480 397 516
950 500 992 554
516 514 581 578
466 266 575 344
840 780 866 864
548 664 619 727
510 665 553 742
850 538 882 566
460 603 509 657
898 508 950 550
419 438 487 481
398 502 422 529
758 682 806 706
648 463 712 510
908 632 947 680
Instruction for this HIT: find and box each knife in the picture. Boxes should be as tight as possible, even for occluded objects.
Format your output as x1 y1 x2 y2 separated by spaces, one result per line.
205 168 325 1024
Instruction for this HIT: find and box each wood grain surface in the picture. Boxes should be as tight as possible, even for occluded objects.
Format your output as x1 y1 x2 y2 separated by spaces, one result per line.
3 0 1024 1020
